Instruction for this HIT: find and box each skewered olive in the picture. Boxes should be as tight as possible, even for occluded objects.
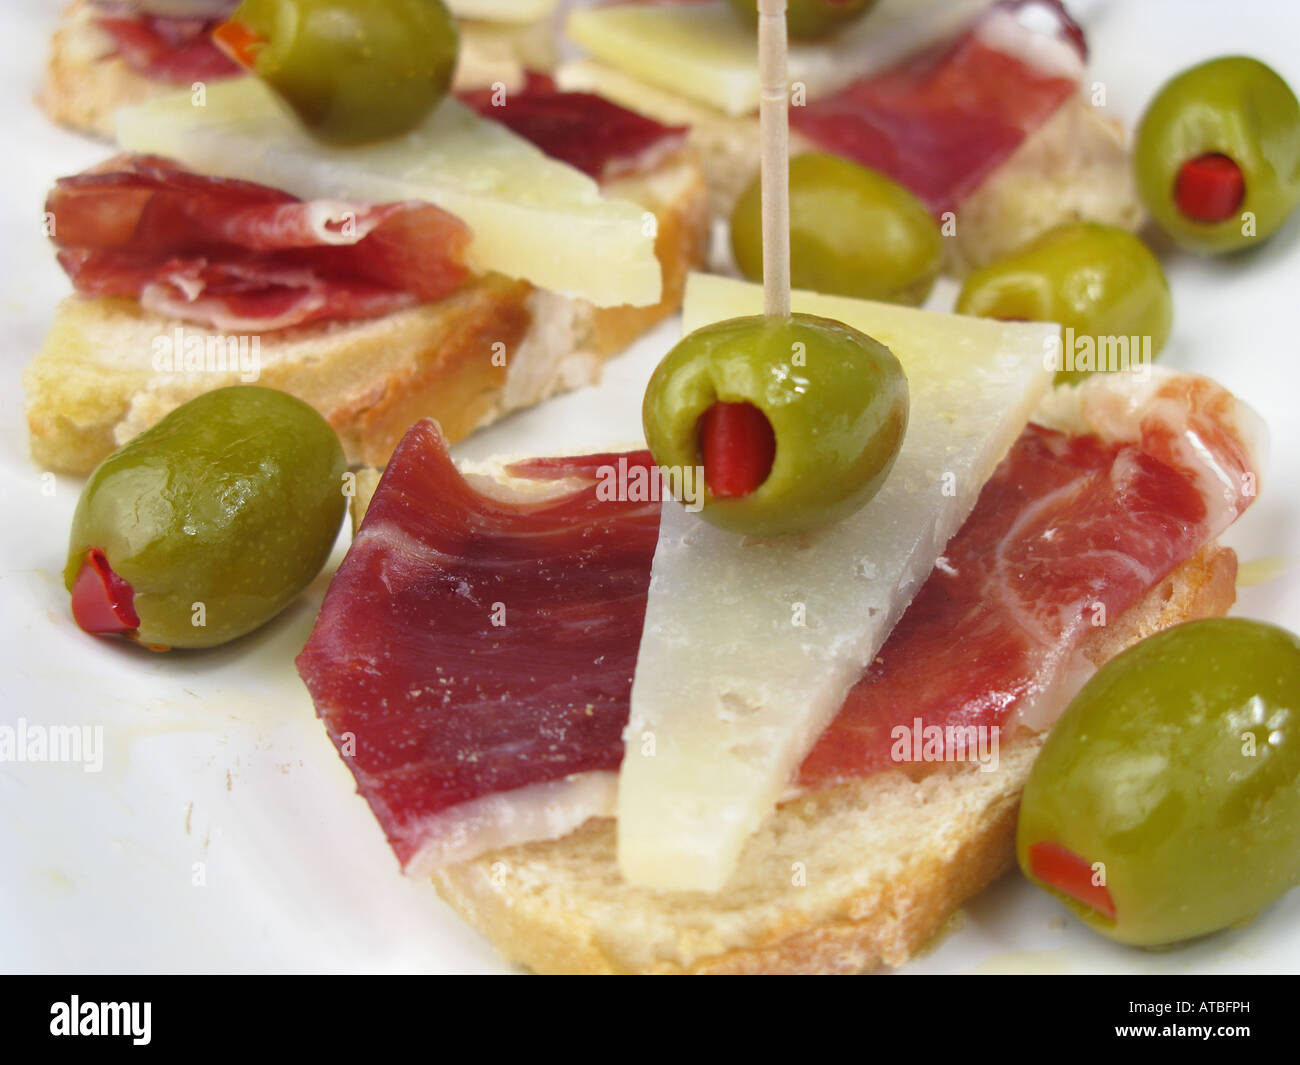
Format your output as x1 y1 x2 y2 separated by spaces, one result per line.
725 0 880 42
643 312 908 536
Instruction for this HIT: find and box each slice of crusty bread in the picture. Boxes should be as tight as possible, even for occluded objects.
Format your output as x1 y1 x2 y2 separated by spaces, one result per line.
39 1 560 140
39 1 162 142
25 152 710 474
558 60 1143 275
429 542 1237 974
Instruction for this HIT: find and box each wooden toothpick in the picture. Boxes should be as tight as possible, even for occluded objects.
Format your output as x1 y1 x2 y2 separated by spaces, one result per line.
757 0 791 319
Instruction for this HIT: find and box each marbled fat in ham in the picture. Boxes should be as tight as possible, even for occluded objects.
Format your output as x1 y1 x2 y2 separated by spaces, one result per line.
297 372 1261 870
48 155 470 331
799 383 1256 784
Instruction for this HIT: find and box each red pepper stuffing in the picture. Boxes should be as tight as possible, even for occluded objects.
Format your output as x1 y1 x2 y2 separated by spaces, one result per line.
70 549 140 636
211 19 266 71
698 402 776 498
1175 153 1246 223
1028 840 1117 920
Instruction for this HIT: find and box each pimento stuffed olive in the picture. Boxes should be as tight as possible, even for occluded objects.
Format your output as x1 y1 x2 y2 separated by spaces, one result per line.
215 0 459 146
66 387 346 650
1017 618 1300 946
1135 56 1300 254
642 313 908 537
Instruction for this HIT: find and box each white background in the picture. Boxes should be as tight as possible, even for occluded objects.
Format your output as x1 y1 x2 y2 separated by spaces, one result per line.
0 0 1296 973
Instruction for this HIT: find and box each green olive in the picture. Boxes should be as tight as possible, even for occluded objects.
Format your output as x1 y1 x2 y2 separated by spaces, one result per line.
1135 56 1300 254
725 0 880 41
956 222 1172 386
223 0 459 146
1017 618 1300 947
65 386 347 650
731 153 942 307
642 313 908 537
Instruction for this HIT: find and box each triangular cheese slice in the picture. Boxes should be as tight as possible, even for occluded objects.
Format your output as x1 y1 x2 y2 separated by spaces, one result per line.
567 0 993 116
115 79 661 308
617 273 1056 891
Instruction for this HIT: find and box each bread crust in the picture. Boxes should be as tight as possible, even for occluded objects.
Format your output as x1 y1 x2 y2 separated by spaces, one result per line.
431 543 1238 974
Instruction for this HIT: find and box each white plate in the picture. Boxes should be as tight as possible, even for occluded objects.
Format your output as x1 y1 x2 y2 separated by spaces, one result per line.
1 0 1297 974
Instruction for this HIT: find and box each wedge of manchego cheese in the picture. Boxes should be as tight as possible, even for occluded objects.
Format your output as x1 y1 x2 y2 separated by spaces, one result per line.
567 0 994 116
616 273 1057 892
115 79 662 308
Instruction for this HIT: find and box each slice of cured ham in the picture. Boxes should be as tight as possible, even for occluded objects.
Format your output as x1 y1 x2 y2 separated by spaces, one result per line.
296 427 660 873
458 73 689 182
799 372 1262 785
47 154 470 332
94 6 242 84
789 0 1087 216
297 369 1261 878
